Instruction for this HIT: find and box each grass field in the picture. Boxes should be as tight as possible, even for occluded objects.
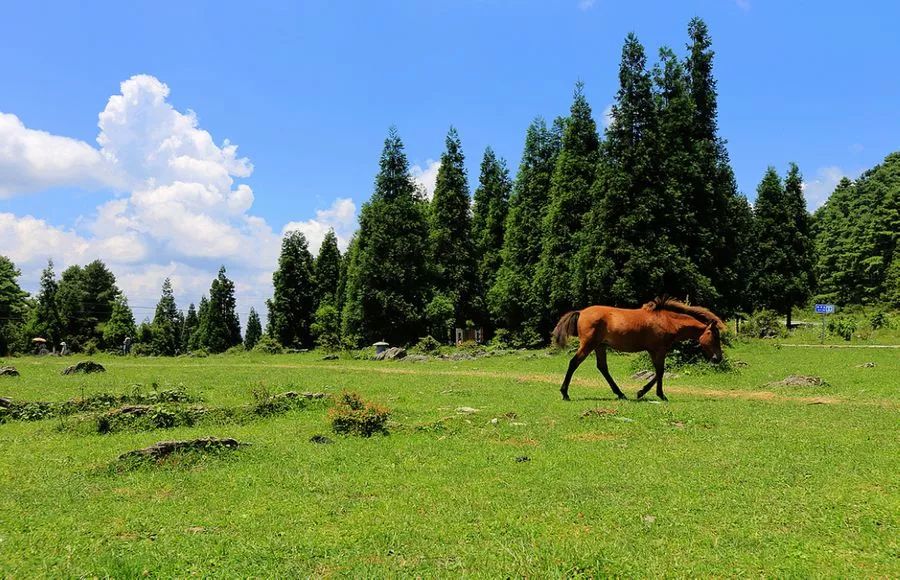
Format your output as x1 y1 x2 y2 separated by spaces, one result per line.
1 341 898 577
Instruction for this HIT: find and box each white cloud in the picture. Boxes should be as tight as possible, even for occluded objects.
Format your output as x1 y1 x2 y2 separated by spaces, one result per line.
602 104 615 129
735 0 751 11
0 113 122 198
578 0 596 11
801 166 848 210
282 197 357 254
1 75 357 320
411 159 440 200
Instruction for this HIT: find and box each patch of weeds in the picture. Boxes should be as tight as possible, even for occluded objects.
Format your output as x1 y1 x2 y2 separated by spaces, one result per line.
329 392 390 437
580 407 618 419
0 385 199 424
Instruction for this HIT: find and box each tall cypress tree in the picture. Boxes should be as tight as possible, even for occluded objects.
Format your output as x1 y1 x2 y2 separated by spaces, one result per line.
488 118 562 340
182 303 199 352
536 81 600 325
27 260 62 347
471 147 511 326
244 307 262 349
199 266 242 353
341 127 431 346
580 33 688 305
752 165 815 327
267 231 316 347
151 278 180 355
314 229 342 307
429 127 476 327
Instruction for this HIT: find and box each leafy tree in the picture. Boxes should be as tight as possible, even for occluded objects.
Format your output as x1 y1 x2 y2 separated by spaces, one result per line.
244 306 262 350
311 303 341 350
429 127 477 326
103 293 136 349
197 266 242 353
267 231 316 347
314 229 342 308
537 81 600 325
56 265 88 349
471 146 512 323
752 164 815 327
151 278 181 355
341 127 431 345
425 293 455 343
0 256 28 355
488 118 562 336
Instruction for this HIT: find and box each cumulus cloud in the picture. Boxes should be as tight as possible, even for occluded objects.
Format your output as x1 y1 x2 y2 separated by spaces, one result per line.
0 113 122 197
602 104 615 129
578 0 597 11
1 75 355 319
735 0 751 11
282 197 357 254
801 166 848 210
411 159 440 200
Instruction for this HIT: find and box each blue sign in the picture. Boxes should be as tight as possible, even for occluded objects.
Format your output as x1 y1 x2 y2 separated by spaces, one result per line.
815 304 835 314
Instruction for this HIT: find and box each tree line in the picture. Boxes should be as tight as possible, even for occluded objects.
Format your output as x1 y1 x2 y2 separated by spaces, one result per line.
1 18 896 356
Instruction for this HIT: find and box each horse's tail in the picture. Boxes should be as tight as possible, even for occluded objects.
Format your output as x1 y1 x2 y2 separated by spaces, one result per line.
552 311 581 349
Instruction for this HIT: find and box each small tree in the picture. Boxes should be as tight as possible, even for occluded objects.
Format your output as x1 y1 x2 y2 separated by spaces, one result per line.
311 303 341 350
244 307 262 350
425 294 455 343
267 231 316 347
103 293 136 349
151 278 180 356
0 256 28 356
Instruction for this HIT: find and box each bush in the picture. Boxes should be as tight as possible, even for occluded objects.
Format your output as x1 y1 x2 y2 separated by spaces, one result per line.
827 316 857 341
329 392 390 437
130 343 153 357
82 339 99 356
740 309 785 339
252 336 284 354
224 344 245 355
413 335 442 353
868 310 890 330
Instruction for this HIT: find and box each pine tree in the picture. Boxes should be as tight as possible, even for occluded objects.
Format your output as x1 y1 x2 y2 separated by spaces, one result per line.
471 147 512 301
191 297 209 350
199 266 242 353
488 118 562 341
314 229 342 307
341 127 431 345
267 231 316 347
0 256 28 356
536 81 600 324
244 307 262 349
56 265 89 349
752 165 815 327
103 293 136 349
151 278 180 355
26 260 62 348
182 303 199 352
429 127 477 327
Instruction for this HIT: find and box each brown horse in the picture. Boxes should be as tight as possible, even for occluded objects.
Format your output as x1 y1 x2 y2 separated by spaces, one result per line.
551 297 725 401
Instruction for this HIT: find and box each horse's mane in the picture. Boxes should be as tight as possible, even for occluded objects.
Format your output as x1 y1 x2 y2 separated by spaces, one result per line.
643 296 726 330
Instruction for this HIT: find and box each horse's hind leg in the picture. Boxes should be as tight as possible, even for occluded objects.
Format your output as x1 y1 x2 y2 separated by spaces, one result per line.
595 346 626 400
560 343 591 401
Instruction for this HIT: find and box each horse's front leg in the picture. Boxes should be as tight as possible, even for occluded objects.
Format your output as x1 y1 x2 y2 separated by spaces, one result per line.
637 350 666 400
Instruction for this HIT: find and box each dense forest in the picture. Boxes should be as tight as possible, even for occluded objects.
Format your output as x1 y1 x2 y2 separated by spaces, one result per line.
1 18 897 355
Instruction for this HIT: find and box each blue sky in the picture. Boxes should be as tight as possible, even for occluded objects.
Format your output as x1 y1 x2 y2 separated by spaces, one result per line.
2 0 898 318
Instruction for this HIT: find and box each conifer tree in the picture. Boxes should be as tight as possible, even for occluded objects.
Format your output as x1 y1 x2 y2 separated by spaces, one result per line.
341 127 431 345
488 118 562 341
752 165 815 327
267 231 316 347
536 81 600 324
151 278 180 355
27 260 62 347
471 147 511 327
182 303 198 352
429 127 477 327
314 229 342 307
0 256 28 355
198 266 242 353
244 307 262 350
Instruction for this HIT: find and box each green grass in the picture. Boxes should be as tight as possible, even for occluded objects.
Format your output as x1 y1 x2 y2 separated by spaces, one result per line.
0 343 897 577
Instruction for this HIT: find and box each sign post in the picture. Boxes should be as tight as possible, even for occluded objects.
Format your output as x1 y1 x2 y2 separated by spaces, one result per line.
814 304 835 343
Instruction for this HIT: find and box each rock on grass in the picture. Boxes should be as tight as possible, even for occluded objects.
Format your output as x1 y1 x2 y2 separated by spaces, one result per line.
0 366 19 377
118 437 247 460
769 375 828 387
62 361 105 375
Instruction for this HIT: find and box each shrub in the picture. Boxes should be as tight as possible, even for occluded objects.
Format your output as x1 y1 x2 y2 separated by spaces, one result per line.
413 335 442 353
740 309 785 339
82 339 99 356
827 316 857 341
130 343 153 357
252 336 284 354
329 392 390 437
224 344 245 355
868 310 890 330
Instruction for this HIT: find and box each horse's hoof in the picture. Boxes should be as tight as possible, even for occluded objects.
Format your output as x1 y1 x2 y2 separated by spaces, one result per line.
658 395 668 402
617 394 627 401
636 392 645 399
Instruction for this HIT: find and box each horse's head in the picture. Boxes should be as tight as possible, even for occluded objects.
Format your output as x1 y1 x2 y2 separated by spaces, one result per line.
699 321 723 363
